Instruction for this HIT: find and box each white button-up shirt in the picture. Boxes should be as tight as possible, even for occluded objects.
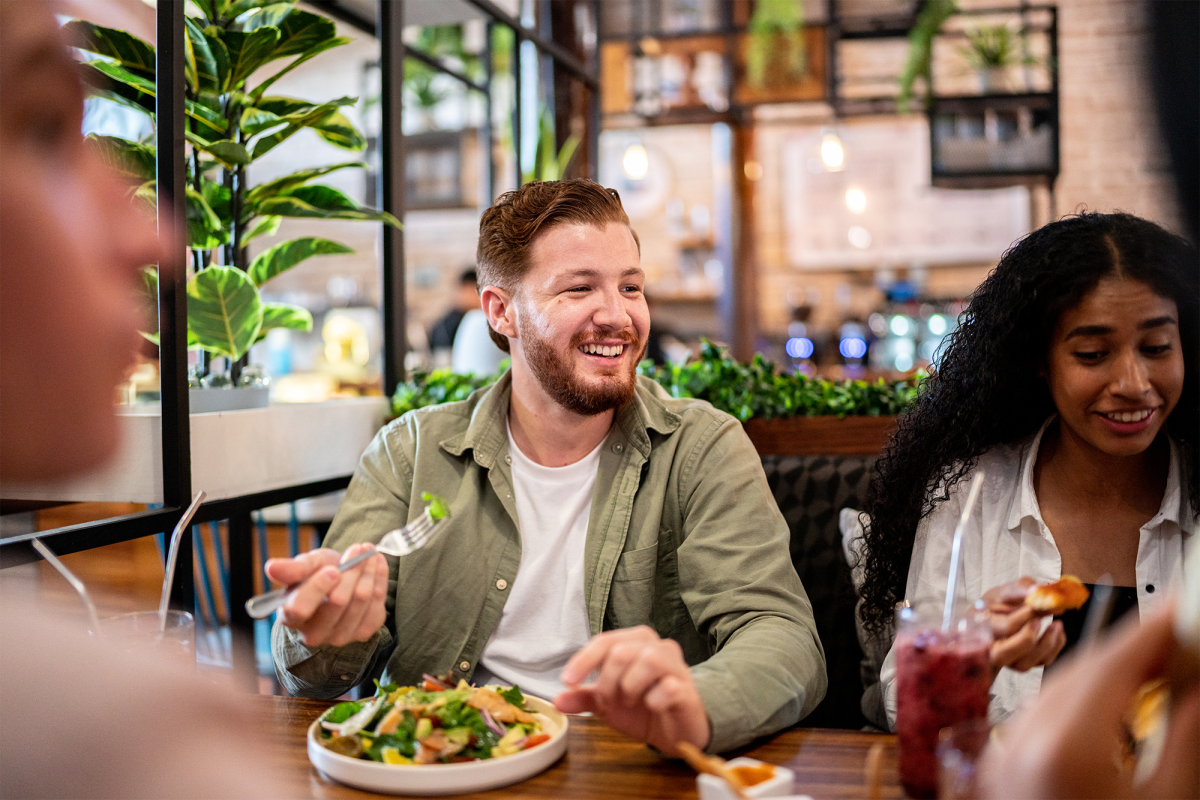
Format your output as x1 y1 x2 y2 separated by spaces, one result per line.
880 418 1194 729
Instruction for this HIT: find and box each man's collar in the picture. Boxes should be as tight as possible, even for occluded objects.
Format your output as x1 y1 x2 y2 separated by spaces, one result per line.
439 371 683 465
438 371 512 468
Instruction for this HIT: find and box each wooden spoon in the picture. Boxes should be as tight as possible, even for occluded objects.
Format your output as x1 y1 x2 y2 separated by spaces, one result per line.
677 742 750 800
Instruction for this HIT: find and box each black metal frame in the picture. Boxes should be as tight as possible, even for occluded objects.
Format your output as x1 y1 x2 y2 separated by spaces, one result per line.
926 5 1060 187
0 0 602 688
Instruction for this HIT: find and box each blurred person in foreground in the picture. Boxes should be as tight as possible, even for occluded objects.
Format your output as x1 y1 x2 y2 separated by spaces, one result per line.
269 178 826 756
0 3 280 796
979 568 1199 799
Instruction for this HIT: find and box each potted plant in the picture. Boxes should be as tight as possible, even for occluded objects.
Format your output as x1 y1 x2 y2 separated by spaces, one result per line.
523 109 580 184
68 0 400 412
959 23 1036 94
897 0 958 112
393 341 923 457
744 0 806 90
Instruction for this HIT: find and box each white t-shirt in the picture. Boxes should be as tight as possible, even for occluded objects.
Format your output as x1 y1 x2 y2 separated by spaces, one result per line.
879 417 1194 729
472 423 601 699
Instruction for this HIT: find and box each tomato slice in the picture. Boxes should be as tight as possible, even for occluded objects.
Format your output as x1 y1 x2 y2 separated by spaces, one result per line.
523 734 550 749
422 680 443 692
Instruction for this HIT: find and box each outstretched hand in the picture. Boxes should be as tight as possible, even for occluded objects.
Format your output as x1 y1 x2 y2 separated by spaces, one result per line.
264 543 388 648
554 625 711 756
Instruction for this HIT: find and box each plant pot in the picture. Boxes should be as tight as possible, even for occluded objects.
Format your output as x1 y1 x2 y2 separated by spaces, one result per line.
188 386 271 414
976 67 1008 94
743 415 897 456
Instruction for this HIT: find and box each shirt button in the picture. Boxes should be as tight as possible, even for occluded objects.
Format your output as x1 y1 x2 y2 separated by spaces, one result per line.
1146 584 1155 593
612 442 623 453
496 578 508 591
459 661 470 671
505 455 512 464
340 674 349 681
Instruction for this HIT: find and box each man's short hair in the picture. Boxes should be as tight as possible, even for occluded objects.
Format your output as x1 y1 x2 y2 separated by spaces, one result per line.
476 179 639 352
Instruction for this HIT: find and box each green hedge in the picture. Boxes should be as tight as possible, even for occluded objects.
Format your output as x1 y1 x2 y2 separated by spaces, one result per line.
392 340 923 422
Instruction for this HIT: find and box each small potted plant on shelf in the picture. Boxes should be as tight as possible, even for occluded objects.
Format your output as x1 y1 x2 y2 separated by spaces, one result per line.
68 0 400 413
959 23 1035 94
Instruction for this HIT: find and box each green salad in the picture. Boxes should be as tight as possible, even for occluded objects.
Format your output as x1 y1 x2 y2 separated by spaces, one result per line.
316 676 550 765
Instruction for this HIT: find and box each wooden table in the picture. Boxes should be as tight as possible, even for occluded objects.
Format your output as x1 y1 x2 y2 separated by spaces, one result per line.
256 695 905 799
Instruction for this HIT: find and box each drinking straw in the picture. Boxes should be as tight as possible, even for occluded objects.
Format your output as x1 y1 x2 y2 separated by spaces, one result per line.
942 471 985 633
158 490 206 633
31 538 102 635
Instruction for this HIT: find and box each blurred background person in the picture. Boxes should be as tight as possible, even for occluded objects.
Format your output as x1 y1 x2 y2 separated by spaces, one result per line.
428 267 480 368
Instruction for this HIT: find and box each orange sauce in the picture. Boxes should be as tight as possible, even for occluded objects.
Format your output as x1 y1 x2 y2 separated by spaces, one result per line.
729 763 775 786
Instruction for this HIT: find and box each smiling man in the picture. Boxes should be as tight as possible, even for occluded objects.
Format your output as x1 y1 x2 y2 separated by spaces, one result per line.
271 180 826 755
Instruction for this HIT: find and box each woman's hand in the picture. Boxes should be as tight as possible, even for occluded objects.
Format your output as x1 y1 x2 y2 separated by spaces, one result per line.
982 577 1067 674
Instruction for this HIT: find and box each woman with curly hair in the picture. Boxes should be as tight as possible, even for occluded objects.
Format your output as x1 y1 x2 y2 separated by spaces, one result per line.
859 211 1197 729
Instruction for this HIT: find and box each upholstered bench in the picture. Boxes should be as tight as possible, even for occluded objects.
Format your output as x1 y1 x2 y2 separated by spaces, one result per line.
760 454 877 730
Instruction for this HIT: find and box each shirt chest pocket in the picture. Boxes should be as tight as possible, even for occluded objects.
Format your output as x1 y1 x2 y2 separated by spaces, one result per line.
612 543 659 582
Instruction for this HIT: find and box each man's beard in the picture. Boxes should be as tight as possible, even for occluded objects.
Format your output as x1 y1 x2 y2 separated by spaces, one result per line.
518 319 643 416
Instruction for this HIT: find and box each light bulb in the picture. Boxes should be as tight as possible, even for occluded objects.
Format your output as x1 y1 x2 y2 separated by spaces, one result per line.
622 143 649 180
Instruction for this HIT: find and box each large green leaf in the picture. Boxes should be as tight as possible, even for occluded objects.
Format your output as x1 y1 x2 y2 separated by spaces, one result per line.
201 178 232 226
193 0 220 22
220 0 283 21
272 9 338 58
246 236 353 286
250 36 349 100
253 95 357 119
98 56 228 135
84 59 156 100
63 21 156 76
241 94 353 137
187 266 263 359
219 27 281 89
187 185 228 249
243 215 282 242
192 136 252 167
186 18 228 93
312 111 366 151
240 106 287 137
85 134 156 182
244 161 363 207
238 3 294 32
258 185 401 228
246 96 356 159
256 302 313 341
186 99 229 135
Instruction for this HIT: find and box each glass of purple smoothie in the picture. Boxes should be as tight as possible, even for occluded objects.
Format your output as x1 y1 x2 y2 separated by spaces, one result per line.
895 601 992 799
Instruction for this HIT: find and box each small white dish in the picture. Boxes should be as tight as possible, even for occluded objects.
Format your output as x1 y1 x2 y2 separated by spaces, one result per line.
307 693 568 795
696 757 796 800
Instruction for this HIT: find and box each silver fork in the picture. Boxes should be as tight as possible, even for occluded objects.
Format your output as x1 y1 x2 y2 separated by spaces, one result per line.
244 513 447 619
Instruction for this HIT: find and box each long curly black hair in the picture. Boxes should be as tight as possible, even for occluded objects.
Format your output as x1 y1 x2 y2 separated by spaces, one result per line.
858 212 1199 635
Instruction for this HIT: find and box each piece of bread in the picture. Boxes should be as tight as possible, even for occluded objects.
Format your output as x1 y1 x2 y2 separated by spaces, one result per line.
1025 575 1090 614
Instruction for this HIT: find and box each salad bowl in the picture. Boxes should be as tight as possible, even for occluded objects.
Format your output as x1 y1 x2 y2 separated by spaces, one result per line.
307 694 569 795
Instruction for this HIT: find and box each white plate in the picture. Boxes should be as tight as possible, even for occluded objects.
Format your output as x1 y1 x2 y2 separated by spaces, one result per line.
307 694 569 796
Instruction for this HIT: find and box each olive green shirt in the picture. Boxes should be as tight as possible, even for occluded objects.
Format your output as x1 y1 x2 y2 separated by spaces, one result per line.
272 373 826 753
